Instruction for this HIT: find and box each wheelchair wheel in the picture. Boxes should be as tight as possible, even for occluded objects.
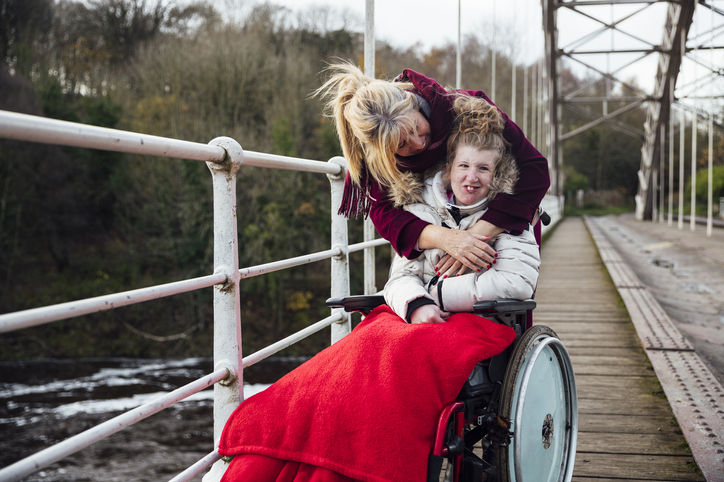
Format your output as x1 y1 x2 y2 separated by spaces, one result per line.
496 325 578 482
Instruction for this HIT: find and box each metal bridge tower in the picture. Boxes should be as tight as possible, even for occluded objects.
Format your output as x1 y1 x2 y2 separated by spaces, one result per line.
542 0 697 218
636 1 696 220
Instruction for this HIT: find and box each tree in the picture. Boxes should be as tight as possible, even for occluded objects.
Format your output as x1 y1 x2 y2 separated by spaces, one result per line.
0 0 53 73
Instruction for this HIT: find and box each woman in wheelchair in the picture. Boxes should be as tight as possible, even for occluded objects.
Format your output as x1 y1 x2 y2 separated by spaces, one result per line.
214 94 578 482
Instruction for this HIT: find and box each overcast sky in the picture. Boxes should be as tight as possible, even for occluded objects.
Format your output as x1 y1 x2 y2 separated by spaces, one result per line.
269 0 546 63
240 0 723 107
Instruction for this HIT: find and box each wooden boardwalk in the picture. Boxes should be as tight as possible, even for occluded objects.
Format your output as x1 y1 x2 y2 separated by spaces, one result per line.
535 217 704 482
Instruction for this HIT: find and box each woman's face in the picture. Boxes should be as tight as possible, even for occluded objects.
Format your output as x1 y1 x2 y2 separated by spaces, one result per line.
396 109 431 157
449 146 496 206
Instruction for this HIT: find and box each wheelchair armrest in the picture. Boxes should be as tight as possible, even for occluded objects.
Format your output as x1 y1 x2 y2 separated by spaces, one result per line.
473 299 536 316
326 295 386 315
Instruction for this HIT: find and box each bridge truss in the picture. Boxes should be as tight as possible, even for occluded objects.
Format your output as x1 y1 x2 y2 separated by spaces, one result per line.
542 0 723 223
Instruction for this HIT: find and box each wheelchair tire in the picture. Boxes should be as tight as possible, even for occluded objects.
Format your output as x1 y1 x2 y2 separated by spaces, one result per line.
496 325 578 482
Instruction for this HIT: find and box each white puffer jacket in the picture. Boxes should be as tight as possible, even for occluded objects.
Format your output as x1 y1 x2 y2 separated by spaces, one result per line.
383 171 541 320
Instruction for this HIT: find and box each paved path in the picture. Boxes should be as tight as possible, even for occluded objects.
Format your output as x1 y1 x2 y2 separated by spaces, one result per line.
536 217 704 481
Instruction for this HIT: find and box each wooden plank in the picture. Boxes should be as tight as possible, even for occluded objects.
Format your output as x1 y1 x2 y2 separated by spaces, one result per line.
557 328 638 337
577 431 691 456
575 375 661 395
535 303 625 312
536 287 618 298
546 322 637 335
577 390 666 407
578 397 673 415
566 346 647 358
534 314 631 323
573 453 702 480
569 355 647 366
556 335 642 348
570 364 654 377
579 413 681 434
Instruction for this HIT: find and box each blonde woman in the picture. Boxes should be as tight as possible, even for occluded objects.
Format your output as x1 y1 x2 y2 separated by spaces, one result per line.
316 62 549 276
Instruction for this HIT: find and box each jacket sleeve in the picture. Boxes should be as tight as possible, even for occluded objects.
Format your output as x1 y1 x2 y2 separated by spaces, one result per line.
368 181 429 259
383 252 437 321
436 230 541 313
464 89 551 235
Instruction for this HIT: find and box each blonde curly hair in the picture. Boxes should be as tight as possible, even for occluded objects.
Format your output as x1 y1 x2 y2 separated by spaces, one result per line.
443 95 518 202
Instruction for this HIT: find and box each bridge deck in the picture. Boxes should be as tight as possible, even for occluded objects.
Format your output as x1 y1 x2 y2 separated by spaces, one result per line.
536 217 703 481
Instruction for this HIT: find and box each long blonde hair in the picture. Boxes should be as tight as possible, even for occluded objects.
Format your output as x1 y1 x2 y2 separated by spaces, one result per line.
444 95 518 200
315 62 418 189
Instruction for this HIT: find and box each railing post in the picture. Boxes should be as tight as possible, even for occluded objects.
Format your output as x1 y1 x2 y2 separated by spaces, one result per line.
364 0 377 297
327 156 351 343
203 137 244 481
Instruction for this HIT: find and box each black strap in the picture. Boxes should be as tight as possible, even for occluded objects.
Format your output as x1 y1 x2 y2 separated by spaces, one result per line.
427 454 444 482
436 278 445 312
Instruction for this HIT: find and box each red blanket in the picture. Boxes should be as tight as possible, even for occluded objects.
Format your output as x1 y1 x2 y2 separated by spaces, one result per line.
218 306 515 482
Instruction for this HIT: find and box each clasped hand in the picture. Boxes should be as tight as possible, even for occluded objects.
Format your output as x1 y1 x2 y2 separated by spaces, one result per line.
409 304 450 324
435 220 501 277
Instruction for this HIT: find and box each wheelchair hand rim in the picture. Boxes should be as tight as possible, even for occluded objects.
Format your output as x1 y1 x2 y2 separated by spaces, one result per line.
512 336 578 482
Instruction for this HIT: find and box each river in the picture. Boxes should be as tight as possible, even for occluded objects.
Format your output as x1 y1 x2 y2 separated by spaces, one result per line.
0 357 307 481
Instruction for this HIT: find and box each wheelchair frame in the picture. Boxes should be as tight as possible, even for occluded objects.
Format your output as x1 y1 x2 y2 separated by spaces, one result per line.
326 296 578 482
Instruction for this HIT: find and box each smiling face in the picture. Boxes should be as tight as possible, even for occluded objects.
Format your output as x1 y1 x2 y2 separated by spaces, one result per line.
396 109 431 157
448 146 497 206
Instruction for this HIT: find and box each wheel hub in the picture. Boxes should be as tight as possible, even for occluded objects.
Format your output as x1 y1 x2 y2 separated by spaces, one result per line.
541 413 553 449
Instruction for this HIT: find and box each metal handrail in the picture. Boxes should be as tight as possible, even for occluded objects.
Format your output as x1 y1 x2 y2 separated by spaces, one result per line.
240 238 389 279
0 110 226 162
0 110 374 482
0 273 227 333
0 237 389 333
169 452 222 482
0 110 342 176
242 312 345 368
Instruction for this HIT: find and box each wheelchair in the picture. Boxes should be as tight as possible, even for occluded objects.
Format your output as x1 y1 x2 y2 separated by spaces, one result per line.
326 296 578 482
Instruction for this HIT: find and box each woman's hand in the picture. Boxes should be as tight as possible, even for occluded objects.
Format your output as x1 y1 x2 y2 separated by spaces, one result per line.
435 220 504 277
410 304 449 324
435 254 464 278
418 224 498 275
469 219 505 240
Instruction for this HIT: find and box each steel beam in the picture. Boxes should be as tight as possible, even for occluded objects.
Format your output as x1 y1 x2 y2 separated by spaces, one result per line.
563 103 646 138
635 0 696 220
560 99 648 140
544 0 561 195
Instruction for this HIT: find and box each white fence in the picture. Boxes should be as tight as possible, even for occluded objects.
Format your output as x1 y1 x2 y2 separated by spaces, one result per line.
0 109 387 481
0 109 563 481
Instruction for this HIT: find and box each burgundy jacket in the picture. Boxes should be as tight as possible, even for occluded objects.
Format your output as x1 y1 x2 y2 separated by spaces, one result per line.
340 69 550 259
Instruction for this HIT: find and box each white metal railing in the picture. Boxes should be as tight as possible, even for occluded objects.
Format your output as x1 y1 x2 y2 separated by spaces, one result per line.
0 109 378 481
0 273 227 332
